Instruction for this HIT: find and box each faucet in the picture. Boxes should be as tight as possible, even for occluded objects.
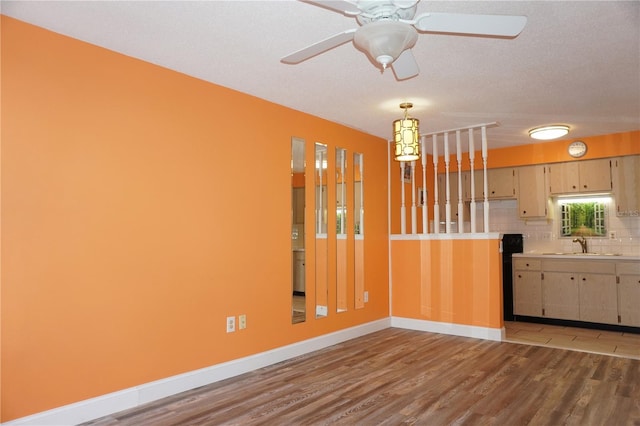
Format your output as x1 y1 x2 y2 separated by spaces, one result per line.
572 236 588 253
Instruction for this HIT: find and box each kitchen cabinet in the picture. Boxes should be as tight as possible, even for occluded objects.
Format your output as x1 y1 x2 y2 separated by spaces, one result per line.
543 259 616 322
517 165 548 218
292 250 305 293
463 170 482 202
542 271 580 320
578 272 618 325
437 173 469 223
292 187 305 224
617 262 640 326
486 167 517 199
547 158 611 195
513 259 542 317
611 155 640 216
514 256 637 328
463 168 516 201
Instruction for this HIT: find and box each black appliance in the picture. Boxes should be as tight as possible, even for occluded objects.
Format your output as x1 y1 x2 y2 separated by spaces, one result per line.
502 233 523 321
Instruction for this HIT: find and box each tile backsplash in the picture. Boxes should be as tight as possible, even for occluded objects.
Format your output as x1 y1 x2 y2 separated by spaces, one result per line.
487 199 640 256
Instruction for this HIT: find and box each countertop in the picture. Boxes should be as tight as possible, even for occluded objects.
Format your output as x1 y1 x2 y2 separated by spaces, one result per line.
513 253 640 261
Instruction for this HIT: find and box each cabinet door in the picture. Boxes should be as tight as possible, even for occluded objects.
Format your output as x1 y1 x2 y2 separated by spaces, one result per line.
579 158 611 192
517 165 548 218
293 252 305 292
543 271 580 320
612 155 640 215
487 168 516 199
463 170 483 202
292 187 305 224
438 173 469 223
579 273 618 324
514 270 542 317
548 162 580 194
618 274 640 327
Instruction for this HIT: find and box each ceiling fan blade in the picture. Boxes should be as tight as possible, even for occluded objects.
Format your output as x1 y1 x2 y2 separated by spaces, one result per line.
414 12 527 37
391 49 419 81
281 29 356 64
301 0 361 16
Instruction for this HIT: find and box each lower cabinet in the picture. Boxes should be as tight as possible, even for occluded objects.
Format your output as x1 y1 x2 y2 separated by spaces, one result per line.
292 250 305 293
514 270 542 317
617 262 640 327
513 257 637 327
578 273 618 325
542 271 580 321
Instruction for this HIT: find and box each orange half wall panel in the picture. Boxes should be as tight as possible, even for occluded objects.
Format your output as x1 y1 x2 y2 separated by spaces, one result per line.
391 237 503 330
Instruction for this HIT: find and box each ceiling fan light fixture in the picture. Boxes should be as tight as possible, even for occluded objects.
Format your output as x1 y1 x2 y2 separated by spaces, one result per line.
393 102 420 162
529 125 570 140
354 20 418 69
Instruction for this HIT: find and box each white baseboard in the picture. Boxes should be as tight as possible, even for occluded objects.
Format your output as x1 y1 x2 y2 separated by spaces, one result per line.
391 316 505 342
3 318 391 426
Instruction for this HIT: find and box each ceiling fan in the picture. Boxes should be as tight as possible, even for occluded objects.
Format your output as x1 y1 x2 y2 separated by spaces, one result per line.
281 0 527 81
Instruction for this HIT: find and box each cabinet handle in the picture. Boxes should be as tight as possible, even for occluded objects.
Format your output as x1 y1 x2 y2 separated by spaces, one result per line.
570 276 574 280
582 277 586 281
518 274 522 278
523 210 527 214
572 185 577 189
491 190 495 194
526 263 529 267
583 185 587 188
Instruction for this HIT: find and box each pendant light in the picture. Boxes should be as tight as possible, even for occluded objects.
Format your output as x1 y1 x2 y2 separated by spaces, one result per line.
393 102 420 161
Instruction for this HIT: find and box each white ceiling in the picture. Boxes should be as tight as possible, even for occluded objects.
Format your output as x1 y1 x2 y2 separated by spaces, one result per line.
2 0 639 153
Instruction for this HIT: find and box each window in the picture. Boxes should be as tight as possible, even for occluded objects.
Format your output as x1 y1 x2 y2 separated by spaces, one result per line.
558 198 609 237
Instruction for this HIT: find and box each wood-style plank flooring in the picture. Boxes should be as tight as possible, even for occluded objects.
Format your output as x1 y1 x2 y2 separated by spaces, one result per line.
82 328 640 426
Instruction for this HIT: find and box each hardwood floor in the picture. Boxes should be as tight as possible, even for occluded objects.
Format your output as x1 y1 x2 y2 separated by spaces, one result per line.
82 328 640 426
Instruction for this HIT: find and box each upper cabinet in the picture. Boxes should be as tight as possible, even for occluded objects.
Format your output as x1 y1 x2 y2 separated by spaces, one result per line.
547 158 612 195
437 173 470 221
486 167 517 199
611 155 640 216
462 168 516 201
517 165 548 218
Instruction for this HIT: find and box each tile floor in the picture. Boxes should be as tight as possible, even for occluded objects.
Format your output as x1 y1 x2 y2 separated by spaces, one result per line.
505 321 640 360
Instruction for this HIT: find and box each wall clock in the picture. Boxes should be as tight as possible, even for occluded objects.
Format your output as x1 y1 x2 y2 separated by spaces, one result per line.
568 141 587 158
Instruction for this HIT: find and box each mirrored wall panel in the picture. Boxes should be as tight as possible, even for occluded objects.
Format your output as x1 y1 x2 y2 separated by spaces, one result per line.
291 137 306 324
354 152 365 309
336 147 348 313
315 143 328 318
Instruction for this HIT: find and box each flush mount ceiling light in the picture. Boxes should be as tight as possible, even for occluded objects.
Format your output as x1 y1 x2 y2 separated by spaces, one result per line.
393 102 420 162
353 20 418 70
528 125 570 140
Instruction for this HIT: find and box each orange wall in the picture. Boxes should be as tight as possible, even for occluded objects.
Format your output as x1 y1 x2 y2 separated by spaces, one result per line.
391 239 503 328
0 17 390 421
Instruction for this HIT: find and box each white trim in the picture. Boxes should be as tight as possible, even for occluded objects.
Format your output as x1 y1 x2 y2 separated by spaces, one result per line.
390 232 500 241
3 319 391 426
391 317 505 342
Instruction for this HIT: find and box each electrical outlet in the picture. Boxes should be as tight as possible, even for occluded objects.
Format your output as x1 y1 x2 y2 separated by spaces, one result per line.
239 314 246 330
226 316 236 333
609 231 617 239
364 291 369 303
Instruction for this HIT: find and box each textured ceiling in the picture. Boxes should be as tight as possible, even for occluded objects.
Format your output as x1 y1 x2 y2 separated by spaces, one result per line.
2 0 639 153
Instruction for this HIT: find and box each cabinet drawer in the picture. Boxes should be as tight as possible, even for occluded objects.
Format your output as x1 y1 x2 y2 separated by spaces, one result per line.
514 258 541 271
617 261 640 275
